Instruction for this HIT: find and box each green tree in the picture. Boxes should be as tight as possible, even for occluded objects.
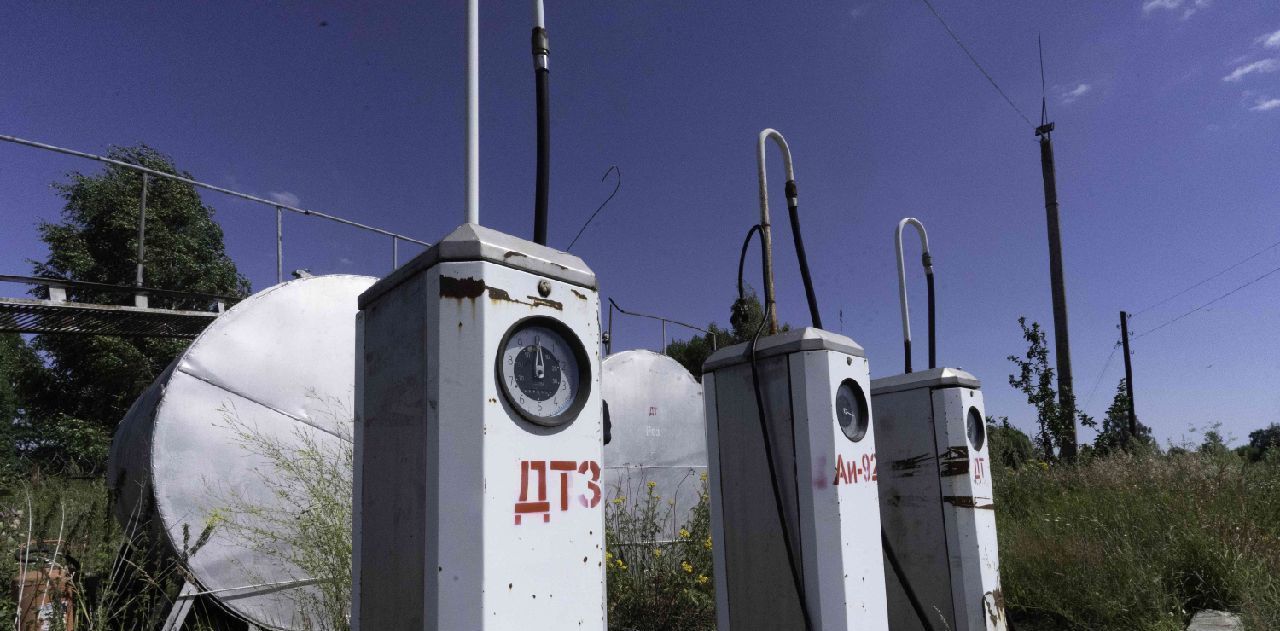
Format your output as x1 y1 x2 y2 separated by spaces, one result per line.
986 415 1039 469
1092 378 1153 455
663 290 785 379
18 145 249 473
1007 317 1093 461
1244 423 1280 461
0 333 40 477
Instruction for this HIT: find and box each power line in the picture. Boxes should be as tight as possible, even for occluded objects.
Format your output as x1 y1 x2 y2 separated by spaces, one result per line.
1082 340 1121 411
1132 262 1280 340
1132 235 1280 316
918 0 1035 128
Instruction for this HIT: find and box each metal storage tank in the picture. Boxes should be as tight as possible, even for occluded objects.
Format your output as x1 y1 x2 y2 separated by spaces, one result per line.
601 350 707 527
108 274 374 630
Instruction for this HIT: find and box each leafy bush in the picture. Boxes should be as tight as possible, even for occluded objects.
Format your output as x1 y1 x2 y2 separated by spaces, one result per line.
605 477 716 630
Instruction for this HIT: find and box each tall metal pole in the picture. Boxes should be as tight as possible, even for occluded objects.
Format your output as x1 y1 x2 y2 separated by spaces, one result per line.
135 173 148 288
1037 122 1077 460
1120 310 1137 444
465 0 480 225
661 320 667 353
275 206 284 285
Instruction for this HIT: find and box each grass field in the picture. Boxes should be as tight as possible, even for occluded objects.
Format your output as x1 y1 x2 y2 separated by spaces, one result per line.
4 445 1279 629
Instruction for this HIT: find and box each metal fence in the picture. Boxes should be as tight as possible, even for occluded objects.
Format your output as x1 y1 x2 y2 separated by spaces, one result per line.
0 133 431 285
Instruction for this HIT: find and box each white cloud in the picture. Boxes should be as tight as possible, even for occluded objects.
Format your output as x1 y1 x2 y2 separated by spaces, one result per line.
339 257 355 265
1258 29 1280 49
1143 0 1210 19
1060 83 1092 104
1223 58 1279 82
849 5 869 20
1250 97 1280 112
267 190 300 207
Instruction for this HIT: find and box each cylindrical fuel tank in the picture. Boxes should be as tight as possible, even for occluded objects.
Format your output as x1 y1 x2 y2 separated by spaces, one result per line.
601 350 708 527
108 275 374 630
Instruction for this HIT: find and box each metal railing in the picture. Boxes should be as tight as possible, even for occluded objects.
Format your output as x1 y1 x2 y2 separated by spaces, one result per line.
0 133 431 284
606 298 717 355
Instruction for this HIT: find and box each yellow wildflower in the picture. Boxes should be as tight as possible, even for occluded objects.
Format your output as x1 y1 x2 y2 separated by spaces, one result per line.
678 528 690 539
682 561 694 574
697 575 709 585
703 536 713 550
699 471 708 482
653 548 663 558
646 481 657 489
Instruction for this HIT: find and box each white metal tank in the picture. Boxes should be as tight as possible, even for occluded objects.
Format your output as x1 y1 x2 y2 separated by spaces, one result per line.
108 274 374 630
601 350 707 526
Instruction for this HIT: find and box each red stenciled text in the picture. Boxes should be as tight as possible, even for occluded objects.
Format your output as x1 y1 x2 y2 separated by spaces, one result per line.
514 459 601 525
973 456 986 484
833 453 877 486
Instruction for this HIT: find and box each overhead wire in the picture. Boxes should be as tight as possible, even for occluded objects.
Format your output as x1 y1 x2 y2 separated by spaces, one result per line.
918 0 1035 129
567 166 621 251
1132 262 1280 340
1082 340 1121 412
1132 235 1280 317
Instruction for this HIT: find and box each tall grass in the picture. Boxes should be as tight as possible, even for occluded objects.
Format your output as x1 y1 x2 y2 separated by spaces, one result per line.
996 449 1280 630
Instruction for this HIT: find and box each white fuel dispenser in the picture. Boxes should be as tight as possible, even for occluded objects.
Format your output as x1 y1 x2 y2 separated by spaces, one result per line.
871 218 1007 631
701 130 889 631
353 2 606 628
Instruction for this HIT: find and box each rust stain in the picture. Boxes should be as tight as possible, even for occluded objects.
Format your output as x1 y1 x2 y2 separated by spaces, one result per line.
983 588 1006 627
943 495 994 510
571 289 587 300
440 276 486 300
891 453 933 477
527 296 563 310
483 287 563 310
487 287 515 302
940 445 970 477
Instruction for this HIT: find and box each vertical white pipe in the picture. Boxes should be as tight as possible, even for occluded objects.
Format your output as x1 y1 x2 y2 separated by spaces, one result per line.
756 128 795 335
466 0 480 225
533 0 545 29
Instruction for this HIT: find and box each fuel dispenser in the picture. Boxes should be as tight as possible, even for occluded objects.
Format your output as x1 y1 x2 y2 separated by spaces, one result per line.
701 129 889 631
353 2 606 629
871 218 1007 631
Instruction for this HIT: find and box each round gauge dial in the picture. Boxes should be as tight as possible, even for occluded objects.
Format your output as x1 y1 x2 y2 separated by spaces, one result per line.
497 317 590 427
967 406 986 450
835 379 869 443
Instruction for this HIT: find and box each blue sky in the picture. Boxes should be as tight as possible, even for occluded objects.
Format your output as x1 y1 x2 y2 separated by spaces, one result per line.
1 1 1278 447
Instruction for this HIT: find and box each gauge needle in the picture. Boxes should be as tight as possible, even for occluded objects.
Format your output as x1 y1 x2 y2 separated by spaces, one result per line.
535 337 545 380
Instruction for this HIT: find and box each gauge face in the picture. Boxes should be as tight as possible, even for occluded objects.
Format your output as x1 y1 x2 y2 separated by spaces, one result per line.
967 406 985 451
835 379 869 443
497 318 589 427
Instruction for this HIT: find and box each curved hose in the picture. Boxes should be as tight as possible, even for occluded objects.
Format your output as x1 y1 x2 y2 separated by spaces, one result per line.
757 129 822 331
737 224 814 631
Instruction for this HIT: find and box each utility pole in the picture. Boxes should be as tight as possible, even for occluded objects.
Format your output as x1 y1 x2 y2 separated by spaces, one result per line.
1120 310 1137 443
1036 119 1077 460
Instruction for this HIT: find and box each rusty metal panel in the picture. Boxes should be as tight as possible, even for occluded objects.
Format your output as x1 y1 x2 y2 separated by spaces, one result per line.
869 383 956 630
356 227 605 630
932 386 1005 630
601 350 706 528
870 368 1006 631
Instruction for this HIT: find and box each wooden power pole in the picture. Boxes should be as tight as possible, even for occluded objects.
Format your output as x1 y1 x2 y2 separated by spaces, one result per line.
1120 310 1137 442
1036 120 1078 460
